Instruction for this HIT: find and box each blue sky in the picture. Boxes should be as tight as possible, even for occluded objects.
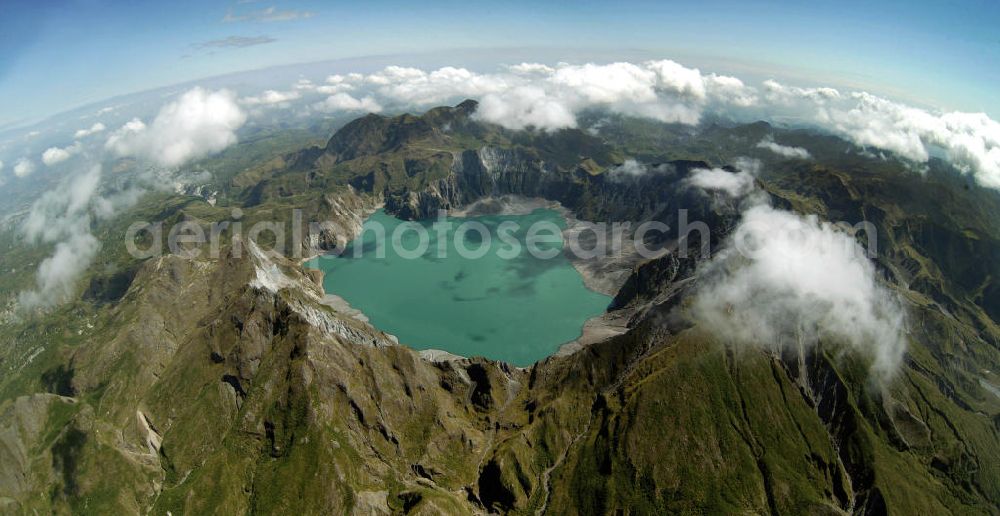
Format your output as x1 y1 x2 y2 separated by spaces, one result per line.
1 0 998 128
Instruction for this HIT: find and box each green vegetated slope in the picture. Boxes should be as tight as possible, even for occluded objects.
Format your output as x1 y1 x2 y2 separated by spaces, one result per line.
0 101 997 514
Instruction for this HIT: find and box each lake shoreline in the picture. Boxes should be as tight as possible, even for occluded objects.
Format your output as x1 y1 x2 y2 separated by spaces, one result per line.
303 195 636 365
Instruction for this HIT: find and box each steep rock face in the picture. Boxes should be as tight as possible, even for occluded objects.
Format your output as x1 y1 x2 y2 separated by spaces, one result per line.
149 246 534 514
609 252 687 311
385 146 546 219
0 210 526 513
385 143 726 228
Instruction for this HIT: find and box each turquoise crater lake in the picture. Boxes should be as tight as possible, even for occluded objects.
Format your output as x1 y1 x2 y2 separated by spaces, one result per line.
310 209 611 366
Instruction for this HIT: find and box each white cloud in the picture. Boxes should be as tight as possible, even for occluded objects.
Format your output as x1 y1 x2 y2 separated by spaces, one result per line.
756 137 811 159
74 122 106 138
762 79 841 104
16 163 161 310
23 165 101 243
831 93 1000 186
609 159 648 177
19 232 100 310
305 61 998 189
18 165 105 309
692 203 906 380
646 59 707 100
313 93 383 113
367 66 506 107
706 74 757 107
21 91 246 310
685 166 756 198
42 147 71 166
13 158 35 177
313 74 363 95
241 89 301 106
106 87 247 168
508 62 555 75
755 82 1000 188
477 86 576 130
293 78 315 90
683 158 906 380
328 73 364 84
552 62 658 104
41 142 82 166
302 61 752 131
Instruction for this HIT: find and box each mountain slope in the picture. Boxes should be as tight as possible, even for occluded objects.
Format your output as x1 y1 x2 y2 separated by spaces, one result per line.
0 102 998 514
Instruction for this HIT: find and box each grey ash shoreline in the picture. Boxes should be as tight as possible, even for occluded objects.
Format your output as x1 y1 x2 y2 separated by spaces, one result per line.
301 195 642 364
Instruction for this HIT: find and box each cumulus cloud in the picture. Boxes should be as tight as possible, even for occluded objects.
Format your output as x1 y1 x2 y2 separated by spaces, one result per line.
481 61 728 127
241 89 301 106
279 60 1000 189
368 66 506 107
756 137 811 159
313 93 383 113
646 59 707 100
605 159 677 182
21 91 244 310
17 161 172 310
315 73 365 94
609 159 648 177
762 79 841 104
757 82 1000 187
13 158 35 177
825 93 1000 187
289 60 751 130
692 203 906 379
19 233 100 310
508 62 555 75
23 165 101 243
477 86 576 130
706 74 757 107
41 142 82 166
74 122 106 138
293 78 315 90
18 89 240 309
19 166 104 309
41 147 71 166
685 166 756 198
106 87 247 167
685 161 906 380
